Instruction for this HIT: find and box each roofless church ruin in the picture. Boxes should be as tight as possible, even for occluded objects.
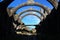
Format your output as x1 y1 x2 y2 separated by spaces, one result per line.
0 0 60 40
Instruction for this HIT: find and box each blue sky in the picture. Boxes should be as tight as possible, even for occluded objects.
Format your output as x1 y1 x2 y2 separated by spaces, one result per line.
0 0 53 30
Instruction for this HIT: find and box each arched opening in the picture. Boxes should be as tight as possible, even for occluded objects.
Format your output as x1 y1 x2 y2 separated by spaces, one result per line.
19 15 41 35
21 15 40 25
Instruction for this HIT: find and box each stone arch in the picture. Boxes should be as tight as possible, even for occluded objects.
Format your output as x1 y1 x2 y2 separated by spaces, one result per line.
10 1 51 15
20 14 43 21
18 9 45 18
47 0 58 9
